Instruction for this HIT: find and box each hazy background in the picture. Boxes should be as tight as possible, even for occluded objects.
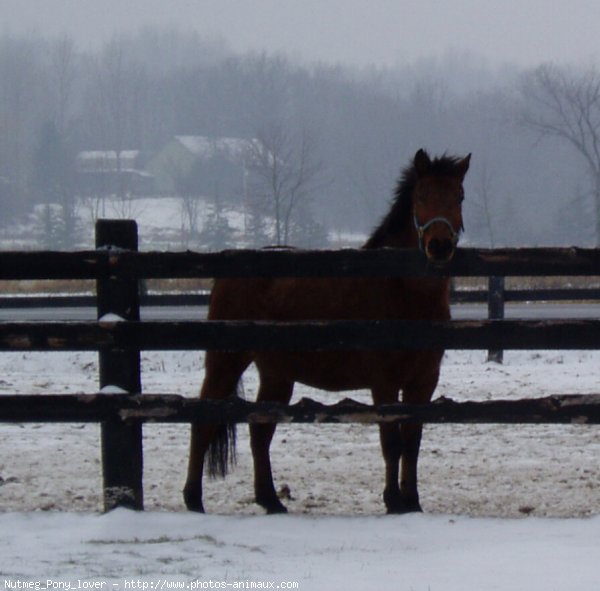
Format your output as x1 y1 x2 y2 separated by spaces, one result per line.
4 0 600 67
2 0 600 249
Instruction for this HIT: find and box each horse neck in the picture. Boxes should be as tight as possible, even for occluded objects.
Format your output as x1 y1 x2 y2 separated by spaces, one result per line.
366 210 418 249
385 224 417 249
379 222 452 318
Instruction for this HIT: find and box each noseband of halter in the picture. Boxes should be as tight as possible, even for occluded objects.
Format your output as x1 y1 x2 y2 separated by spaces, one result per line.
413 214 461 253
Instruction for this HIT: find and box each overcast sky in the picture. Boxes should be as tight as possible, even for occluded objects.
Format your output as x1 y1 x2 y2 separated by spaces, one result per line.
2 0 600 68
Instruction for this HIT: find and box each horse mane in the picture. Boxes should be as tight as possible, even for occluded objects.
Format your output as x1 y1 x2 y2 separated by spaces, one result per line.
363 153 464 249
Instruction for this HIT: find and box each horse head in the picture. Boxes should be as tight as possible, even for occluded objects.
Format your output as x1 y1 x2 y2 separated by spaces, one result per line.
411 149 471 263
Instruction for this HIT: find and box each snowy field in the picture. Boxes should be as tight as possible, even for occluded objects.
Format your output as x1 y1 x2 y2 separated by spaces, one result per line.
2 196 365 251
1 348 600 587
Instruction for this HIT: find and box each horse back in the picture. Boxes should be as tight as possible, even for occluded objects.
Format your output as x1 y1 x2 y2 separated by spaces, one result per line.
208 276 451 322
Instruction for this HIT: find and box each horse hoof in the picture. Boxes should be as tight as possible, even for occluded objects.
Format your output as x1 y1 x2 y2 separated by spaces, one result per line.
386 499 423 514
386 503 423 515
183 487 205 513
266 503 288 515
257 496 288 514
384 490 422 514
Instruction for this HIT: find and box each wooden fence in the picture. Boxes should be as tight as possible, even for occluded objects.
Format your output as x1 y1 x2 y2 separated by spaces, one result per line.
1 218 600 511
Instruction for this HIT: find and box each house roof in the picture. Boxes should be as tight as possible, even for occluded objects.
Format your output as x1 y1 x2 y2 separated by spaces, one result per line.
175 136 253 161
77 150 140 161
76 150 142 172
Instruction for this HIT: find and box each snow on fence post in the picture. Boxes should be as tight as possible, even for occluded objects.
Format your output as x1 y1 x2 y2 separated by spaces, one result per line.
95 219 144 511
487 276 505 363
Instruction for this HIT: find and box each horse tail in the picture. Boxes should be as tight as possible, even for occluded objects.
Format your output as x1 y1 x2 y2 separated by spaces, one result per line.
207 381 244 479
207 423 237 479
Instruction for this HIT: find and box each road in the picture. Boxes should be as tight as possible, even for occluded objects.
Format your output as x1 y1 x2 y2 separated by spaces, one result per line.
0 302 599 321
452 302 600 319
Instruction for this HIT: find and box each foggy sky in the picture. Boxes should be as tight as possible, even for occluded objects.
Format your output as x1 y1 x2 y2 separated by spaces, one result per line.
2 0 600 68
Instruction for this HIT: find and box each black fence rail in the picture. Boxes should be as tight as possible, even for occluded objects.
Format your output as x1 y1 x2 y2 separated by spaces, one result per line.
1 218 600 511
2 393 600 425
2 318 600 351
2 244 600 280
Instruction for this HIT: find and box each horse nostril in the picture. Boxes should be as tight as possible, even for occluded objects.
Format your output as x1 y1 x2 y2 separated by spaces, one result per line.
426 238 454 262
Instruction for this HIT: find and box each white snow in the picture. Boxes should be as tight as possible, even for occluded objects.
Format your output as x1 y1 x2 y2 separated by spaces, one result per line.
99 385 131 395
98 314 126 323
4 195 365 251
1 348 600 586
1 509 599 589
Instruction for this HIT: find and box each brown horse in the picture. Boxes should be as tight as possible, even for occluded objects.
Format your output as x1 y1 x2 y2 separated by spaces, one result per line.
184 148 471 514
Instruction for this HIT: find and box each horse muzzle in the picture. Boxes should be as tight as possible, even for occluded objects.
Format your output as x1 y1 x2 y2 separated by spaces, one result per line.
414 214 460 264
425 237 456 263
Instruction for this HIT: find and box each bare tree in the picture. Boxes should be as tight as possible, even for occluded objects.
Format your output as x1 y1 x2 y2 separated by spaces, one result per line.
170 157 202 244
85 38 148 202
0 36 40 205
47 35 78 138
246 123 324 246
471 162 496 247
520 63 600 243
38 37 80 247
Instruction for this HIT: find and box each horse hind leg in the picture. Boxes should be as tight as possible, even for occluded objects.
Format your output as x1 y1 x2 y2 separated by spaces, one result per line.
183 351 251 513
250 372 294 514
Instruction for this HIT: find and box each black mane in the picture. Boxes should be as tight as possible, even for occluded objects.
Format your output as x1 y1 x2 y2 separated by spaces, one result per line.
363 153 464 249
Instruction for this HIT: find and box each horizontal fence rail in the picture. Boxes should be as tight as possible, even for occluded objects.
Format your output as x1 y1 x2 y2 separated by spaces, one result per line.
1 393 599 425
2 247 600 280
2 319 600 351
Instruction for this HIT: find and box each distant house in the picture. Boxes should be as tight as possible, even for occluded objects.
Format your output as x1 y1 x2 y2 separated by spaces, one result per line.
146 135 253 199
76 150 154 197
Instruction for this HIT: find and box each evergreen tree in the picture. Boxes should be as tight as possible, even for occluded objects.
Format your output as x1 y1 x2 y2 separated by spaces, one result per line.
199 191 236 250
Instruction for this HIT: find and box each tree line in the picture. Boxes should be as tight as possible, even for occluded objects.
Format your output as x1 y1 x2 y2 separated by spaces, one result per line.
0 28 599 248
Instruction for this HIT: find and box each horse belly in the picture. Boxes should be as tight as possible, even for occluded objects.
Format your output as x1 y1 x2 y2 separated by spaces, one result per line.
209 276 448 393
253 350 435 392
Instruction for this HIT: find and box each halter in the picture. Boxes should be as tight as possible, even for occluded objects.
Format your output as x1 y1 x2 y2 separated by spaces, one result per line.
413 214 461 253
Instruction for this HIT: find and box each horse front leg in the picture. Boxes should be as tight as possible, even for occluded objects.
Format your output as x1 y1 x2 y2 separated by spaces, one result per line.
373 386 411 513
395 375 440 513
378 421 424 513
378 421 404 513
374 376 437 514
397 422 424 513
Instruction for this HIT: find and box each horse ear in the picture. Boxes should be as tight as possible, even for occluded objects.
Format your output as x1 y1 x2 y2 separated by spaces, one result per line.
455 153 471 180
413 149 431 176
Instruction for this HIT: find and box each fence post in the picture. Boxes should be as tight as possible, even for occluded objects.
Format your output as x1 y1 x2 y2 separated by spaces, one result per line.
487 276 505 363
95 219 144 511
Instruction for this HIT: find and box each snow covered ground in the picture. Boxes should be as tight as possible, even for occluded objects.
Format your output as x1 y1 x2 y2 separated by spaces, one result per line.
1 348 600 587
2 509 599 590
